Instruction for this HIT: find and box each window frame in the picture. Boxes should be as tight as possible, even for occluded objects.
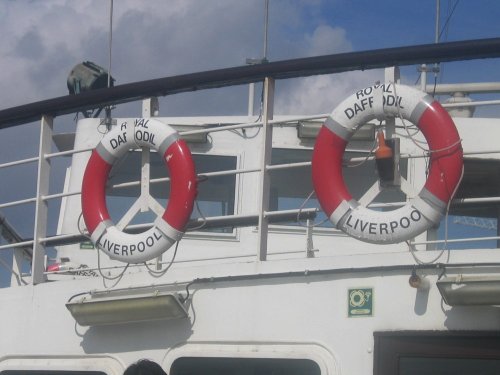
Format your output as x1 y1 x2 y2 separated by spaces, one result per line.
429 157 500 250
374 331 500 375
267 146 409 233
183 151 242 240
0 356 123 375
163 343 336 375
105 149 242 240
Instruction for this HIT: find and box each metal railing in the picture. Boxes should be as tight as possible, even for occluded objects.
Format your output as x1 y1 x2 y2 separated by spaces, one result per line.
2 108 500 284
2 38 500 285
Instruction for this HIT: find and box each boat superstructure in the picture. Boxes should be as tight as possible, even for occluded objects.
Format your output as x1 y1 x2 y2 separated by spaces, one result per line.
2 39 500 375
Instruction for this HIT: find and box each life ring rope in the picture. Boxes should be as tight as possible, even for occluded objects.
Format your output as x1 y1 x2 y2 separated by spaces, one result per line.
312 83 463 244
392 82 463 156
81 118 197 263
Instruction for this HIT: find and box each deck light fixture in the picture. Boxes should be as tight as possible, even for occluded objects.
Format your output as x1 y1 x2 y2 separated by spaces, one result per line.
408 269 430 290
297 121 376 140
437 275 500 306
66 290 188 326
67 61 114 95
170 124 209 144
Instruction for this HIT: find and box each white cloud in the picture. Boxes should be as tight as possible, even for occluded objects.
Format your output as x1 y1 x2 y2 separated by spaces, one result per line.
304 25 352 56
275 70 383 115
0 0 375 116
272 23 381 115
0 1 263 107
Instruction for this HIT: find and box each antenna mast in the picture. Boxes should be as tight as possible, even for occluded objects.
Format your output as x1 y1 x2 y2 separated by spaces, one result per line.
105 0 114 127
247 0 270 117
263 0 269 61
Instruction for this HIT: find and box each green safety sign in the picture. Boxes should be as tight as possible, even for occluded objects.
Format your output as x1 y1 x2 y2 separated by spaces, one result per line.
79 241 95 250
348 288 373 317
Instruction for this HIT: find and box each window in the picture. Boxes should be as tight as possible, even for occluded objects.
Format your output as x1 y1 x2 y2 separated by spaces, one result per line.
436 158 500 249
0 372 106 375
0 357 120 375
170 357 320 375
190 154 237 233
374 331 500 375
399 357 500 375
270 148 408 227
107 151 237 233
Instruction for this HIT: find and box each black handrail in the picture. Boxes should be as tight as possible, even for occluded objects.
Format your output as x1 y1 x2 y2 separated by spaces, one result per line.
1 37 500 129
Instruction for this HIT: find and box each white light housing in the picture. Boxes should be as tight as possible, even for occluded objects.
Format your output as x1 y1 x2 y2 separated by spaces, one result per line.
66 291 188 326
172 124 209 143
297 121 376 140
437 275 500 306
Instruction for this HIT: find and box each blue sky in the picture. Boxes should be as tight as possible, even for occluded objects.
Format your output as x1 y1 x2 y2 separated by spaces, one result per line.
0 1 499 112
0 0 499 285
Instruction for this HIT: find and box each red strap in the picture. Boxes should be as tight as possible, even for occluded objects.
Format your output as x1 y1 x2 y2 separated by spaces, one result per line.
312 126 352 216
81 150 112 234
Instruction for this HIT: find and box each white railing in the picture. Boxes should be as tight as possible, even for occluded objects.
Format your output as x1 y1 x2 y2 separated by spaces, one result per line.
2 76 500 286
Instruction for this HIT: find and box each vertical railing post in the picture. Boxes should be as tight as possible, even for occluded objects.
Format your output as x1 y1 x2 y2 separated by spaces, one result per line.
384 67 400 139
141 98 158 213
11 250 25 286
32 115 53 284
497 206 500 249
257 77 275 261
142 98 163 270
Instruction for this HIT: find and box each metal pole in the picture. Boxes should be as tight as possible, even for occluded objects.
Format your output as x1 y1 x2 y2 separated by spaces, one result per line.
435 0 440 44
248 0 269 118
108 0 113 90
248 83 255 117
497 206 500 248
32 115 53 284
257 77 275 261
105 0 114 127
263 0 269 60
420 64 427 91
434 0 440 77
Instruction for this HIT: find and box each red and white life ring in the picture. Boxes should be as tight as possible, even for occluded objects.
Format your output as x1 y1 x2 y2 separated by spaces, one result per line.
81 118 197 263
312 83 463 244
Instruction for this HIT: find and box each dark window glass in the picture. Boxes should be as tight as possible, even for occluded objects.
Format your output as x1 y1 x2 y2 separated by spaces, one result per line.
171 357 320 375
0 371 106 375
107 151 237 233
437 158 500 249
374 331 500 375
400 357 500 375
270 148 407 227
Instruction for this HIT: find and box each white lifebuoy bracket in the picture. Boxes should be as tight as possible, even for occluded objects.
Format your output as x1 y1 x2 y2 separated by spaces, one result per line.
312 84 463 244
81 118 197 263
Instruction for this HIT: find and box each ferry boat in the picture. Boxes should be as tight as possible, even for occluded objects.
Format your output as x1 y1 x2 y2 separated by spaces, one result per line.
1 37 500 375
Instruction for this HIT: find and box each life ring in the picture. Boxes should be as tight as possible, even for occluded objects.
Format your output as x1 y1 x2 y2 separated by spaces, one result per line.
81 118 197 263
312 83 463 244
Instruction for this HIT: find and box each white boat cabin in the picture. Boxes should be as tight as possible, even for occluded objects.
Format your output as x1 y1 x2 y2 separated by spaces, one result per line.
2 62 500 375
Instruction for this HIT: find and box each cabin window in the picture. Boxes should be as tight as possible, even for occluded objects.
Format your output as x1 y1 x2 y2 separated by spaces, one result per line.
0 372 106 375
399 357 500 374
374 331 500 375
435 158 500 249
170 357 321 375
0 357 120 375
106 151 237 233
269 148 408 227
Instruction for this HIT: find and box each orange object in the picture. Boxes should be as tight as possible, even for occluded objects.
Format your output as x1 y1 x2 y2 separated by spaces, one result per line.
375 130 394 182
375 130 393 159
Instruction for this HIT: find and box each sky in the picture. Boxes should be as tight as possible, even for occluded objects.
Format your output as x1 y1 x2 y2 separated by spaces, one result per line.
0 0 499 115
1 0 500 285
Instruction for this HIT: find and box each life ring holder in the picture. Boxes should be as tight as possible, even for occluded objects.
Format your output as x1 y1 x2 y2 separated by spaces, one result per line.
81 118 197 263
312 83 463 244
